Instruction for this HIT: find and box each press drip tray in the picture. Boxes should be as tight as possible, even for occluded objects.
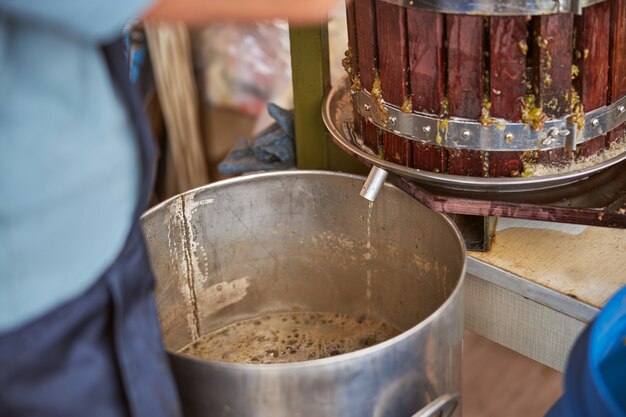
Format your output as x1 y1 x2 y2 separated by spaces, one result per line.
323 78 626 194
323 79 626 246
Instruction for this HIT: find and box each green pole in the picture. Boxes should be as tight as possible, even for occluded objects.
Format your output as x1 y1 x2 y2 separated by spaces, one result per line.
289 24 330 170
289 23 367 174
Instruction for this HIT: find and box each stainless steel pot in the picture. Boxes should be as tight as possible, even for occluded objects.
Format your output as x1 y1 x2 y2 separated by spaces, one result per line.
141 171 466 417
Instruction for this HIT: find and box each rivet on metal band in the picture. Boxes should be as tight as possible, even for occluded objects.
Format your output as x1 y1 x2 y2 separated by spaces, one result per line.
380 0 607 16
352 88 626 152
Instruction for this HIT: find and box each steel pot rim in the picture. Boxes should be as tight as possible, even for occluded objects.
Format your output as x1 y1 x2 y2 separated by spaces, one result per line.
143 170 467 371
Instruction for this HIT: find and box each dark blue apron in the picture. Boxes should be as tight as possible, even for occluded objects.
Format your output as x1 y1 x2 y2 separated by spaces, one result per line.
0 39 182 417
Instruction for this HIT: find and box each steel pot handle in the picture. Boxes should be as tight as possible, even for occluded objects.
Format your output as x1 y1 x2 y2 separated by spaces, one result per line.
410 393 461 417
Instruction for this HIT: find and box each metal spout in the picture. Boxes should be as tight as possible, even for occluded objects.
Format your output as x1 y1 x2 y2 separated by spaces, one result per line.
360 166 388 202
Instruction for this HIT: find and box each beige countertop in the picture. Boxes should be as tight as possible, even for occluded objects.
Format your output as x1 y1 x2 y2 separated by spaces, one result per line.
464 219 626 371
472 219 626 309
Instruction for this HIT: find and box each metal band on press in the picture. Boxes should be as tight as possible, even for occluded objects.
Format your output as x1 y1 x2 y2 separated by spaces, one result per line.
381 0 606 16
352 89 626 152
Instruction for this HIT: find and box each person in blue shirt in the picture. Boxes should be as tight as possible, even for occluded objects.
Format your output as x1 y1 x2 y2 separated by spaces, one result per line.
0 1 337 416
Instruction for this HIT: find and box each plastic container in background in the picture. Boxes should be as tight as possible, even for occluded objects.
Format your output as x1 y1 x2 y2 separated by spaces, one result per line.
546 286 626 417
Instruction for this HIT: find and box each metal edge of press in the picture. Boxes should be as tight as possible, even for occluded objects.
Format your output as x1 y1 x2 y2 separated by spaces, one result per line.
322 77 626 193
466 256 599 323
379 0 605 16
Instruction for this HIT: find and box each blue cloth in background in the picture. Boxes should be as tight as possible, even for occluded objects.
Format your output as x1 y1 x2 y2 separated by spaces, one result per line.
0 0 153 333
218 103 296 175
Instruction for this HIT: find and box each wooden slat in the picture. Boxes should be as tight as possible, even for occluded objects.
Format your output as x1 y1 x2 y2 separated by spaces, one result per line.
363 122 382 155
408 10 445 114
376 0 411 166
354 0 381 152
490 17 528 121
345 0 364 143
146 25 209 193
575 1 611 157
447 15 485 119
533 14 573 118
446 15 485 176
345 0 359 74
532 14 574 165
489 16 527 177
407 9 447 173
608 0 626 146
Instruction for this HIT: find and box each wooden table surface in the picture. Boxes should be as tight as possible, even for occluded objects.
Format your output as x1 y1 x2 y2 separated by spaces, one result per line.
473 220 626 309
464 218 626 372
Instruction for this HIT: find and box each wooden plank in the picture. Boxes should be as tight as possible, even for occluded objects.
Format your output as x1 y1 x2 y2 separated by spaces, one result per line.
490 17 528 121
489 16 527 177
608 0 626 146
407 9 448 173
345 0 364 143
447 147 486 177
363 121 382 155
386 173 626 230
345 0 360 77
376 0 411 166
533 14 573 119
408 10 445 114
447 15 485 119
575 1 611 157
532 14 574 165
146 25 209 192
381 129 411 166
446 15 485 176
472 225 626 310
330 1 372 177
354 0 380 152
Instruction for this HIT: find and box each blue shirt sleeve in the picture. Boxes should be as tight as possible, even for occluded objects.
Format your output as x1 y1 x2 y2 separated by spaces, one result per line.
0 0 154 42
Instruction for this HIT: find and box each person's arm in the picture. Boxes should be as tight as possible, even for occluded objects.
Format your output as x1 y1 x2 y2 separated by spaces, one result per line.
144 0 338 24
0 0 337 43
0 0 154 42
